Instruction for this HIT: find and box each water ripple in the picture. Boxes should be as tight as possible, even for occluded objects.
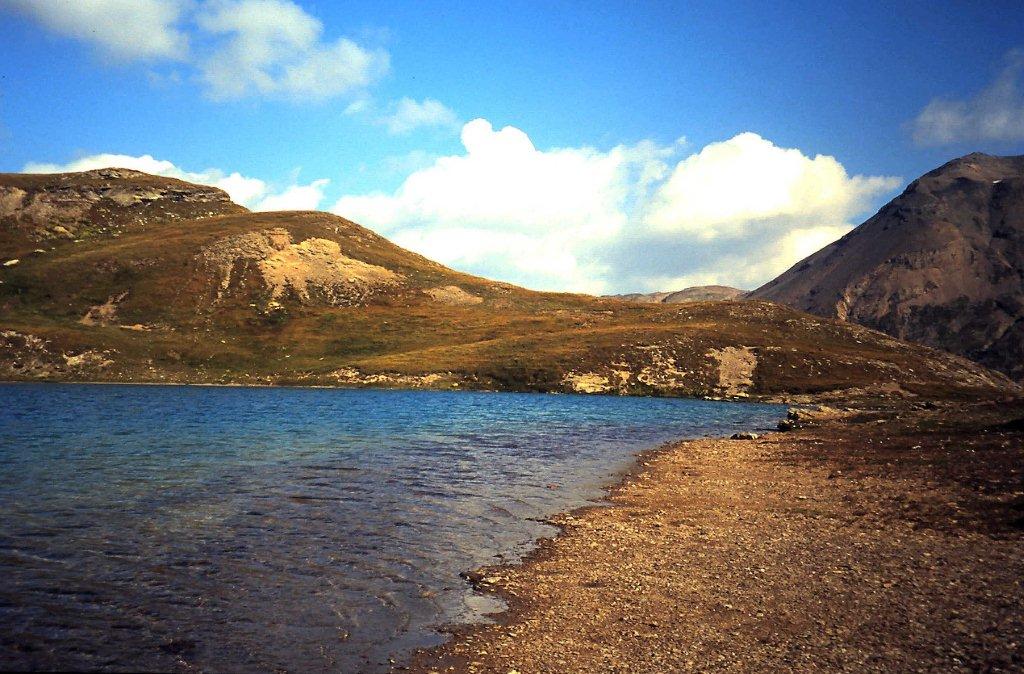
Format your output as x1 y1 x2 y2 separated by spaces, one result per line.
0 384 781 672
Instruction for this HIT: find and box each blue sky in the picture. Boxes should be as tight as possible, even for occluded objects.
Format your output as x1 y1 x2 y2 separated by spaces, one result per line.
2 1 1023 293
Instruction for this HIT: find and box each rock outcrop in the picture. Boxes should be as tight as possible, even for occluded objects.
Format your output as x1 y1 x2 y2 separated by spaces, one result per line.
424 285 484 306
0 168 245 254
751 153 1024 380
198 227 400 306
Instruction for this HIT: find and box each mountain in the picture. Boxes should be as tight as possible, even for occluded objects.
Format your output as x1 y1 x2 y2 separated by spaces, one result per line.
607 285 746 304
0 168 1014 400
751 153 1024 380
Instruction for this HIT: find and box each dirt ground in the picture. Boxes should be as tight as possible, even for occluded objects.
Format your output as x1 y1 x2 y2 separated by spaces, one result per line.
406 399 1024 673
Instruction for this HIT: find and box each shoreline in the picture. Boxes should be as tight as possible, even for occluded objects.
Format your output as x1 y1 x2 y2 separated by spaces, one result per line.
406 398 1024 673
0 381 784 672
0 378 791 404
394 436 699 672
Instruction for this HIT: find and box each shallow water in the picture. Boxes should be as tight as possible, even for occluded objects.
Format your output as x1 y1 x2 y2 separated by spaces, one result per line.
0 383 782 672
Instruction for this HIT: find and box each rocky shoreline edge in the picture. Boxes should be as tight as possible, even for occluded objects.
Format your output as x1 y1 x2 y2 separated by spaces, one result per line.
404 397 1024 673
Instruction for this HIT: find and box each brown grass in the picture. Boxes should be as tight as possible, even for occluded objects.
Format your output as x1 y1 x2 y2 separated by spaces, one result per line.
1 208 1016 400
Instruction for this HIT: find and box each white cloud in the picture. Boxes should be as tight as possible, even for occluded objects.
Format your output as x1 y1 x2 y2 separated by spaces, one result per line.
645 132 898 239
1 0 190 61
212 170 269 206
22 153 326 212
391 228 610 295
381 98 459 135
912 50 1024 145
378 150 440 176
195 0 389 101
332 120 900 293
334 119 634 238
343 98 371 116
2 0 388 102
645 224 854 292
252 178 329 211
333 119 669 292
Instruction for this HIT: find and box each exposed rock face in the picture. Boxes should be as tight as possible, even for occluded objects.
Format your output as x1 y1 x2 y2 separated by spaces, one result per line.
562 342 749 397
80 291 129 326
751 153 1024 380
564 371 616 394
707 346 757 396
0 168 244 248
330 367 463 389
198 227 400 306
609 285 746 304
0 330 114 378
424 285 484 306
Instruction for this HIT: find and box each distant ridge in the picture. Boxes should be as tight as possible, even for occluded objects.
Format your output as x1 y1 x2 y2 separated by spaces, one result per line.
608 285 746 304
751 152 1024 380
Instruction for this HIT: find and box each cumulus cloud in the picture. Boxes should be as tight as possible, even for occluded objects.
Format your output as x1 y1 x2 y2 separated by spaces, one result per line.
22 153 327 212
912 50 1024 145
1 0 190 61
333 119 671 292
195 0 389 101
641 225 855 292
380 98 460 135
332 120 900 294
2 0 388 102
645 132 898 239
251 178 329 211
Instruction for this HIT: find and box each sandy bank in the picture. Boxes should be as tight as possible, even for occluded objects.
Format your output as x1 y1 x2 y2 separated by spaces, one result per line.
408 400 1024 673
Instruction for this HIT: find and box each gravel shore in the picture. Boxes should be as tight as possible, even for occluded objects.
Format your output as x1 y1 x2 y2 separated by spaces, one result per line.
407 399 1024 673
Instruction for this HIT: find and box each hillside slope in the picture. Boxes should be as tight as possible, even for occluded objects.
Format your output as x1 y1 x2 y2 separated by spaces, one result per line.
1 169 1015 400
751 153 1024 380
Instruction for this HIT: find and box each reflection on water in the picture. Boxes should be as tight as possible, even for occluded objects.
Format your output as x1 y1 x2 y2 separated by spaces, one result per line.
0 384 782 672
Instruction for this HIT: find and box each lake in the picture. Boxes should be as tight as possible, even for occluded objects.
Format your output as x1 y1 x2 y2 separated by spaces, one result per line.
0 384 782 672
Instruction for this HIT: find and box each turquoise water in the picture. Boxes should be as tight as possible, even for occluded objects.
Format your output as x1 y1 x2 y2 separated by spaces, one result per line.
0 384 782 672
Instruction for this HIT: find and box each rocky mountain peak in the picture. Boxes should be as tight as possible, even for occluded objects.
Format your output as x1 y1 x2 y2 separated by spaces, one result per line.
751 153 1024 380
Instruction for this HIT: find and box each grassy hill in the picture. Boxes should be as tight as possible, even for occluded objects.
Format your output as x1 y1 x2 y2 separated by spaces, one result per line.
1 170 1015 401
